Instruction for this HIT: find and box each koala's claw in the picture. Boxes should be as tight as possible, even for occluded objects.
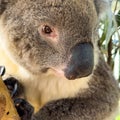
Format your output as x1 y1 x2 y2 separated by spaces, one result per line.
4 77 22 98
0 66 5 76
14 98 34 120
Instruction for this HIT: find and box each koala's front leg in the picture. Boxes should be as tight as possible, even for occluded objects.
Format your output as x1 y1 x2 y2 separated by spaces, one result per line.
32 98 100 120
32 95 116 120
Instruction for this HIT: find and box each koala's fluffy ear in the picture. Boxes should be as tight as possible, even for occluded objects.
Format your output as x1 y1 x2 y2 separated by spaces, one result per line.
0 0 16 15
0 0 8 15
94 0 113 19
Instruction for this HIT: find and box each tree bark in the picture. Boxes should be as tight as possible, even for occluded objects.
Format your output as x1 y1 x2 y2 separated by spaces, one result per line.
0 77 20 120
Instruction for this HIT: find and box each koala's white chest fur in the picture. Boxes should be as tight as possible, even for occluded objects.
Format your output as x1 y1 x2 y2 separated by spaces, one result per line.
22 72 90 112
23 70 89 110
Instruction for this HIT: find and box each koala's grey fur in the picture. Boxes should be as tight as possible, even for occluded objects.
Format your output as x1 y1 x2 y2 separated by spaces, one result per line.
0 0 119 120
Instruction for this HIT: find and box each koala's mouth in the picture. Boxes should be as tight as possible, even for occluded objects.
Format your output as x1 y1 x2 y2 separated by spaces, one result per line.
41 67 66 78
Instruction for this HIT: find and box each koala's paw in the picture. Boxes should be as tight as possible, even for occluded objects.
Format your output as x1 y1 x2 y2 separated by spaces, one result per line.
4 77 23 98
14 98 34 120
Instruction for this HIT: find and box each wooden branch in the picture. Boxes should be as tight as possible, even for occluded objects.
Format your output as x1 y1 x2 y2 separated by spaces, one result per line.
107 38 113 67
0 77 20 120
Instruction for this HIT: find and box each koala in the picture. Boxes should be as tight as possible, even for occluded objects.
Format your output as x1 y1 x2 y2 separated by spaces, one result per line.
0 0 119 120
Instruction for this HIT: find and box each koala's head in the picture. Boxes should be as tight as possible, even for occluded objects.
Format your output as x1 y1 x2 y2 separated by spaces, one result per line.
0 0 112 80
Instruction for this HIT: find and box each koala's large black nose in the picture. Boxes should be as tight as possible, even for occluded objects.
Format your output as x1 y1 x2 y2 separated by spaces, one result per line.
64 43 94 80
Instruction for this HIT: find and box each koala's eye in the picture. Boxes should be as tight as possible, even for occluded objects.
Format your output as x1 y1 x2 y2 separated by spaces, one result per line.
42 25 52 34
39 24 58 40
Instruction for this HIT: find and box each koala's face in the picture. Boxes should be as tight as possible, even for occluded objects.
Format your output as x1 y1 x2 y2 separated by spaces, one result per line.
1 0 98 79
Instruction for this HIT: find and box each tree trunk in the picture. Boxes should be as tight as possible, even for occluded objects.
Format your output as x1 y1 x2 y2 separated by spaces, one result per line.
0 77 20 120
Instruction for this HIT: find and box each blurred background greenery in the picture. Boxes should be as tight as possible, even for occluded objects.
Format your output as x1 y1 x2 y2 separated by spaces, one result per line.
99 0 120 82
98 0 120 119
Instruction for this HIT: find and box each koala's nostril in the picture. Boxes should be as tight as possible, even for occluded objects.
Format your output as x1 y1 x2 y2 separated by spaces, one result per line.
65 63 93 80
65 69 79 80
66 74 76 80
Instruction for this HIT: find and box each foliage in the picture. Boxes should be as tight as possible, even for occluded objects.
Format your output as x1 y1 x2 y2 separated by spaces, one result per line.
99 0 120 82
116 115 120 120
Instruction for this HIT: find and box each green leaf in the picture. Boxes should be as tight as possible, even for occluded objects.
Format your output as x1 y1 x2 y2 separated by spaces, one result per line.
116 115 120 120
115 10 120 27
